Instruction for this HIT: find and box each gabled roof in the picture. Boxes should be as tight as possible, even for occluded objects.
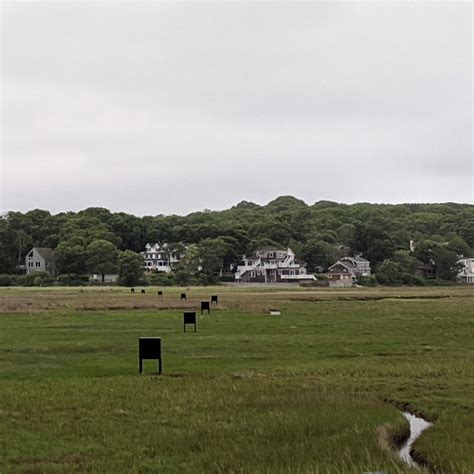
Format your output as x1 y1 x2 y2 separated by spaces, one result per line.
256 247 287 254
328 261 355 272
342 256 370 264
145 243 161 250
34 247 56 262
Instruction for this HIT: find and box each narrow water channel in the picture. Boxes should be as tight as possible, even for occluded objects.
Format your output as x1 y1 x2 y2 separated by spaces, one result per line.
399 412 432 468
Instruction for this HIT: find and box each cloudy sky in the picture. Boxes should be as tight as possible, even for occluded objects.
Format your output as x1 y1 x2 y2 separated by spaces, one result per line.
1 1 472 215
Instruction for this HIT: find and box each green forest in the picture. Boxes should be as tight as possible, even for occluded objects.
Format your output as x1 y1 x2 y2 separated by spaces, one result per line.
1 196 473 286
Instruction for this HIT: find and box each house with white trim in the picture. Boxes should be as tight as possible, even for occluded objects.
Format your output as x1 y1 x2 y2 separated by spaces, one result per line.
141 243 184 273
457 257 474 284
327 256 371 287
235 248 316 283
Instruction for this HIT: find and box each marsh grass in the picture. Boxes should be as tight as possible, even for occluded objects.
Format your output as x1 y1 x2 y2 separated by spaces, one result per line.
0 286 473 472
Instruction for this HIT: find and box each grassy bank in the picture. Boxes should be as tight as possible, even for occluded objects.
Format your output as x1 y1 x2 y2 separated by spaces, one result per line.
0 286 473 472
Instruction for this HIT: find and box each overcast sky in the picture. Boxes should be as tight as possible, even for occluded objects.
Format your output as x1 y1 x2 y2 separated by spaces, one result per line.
1 2 472 216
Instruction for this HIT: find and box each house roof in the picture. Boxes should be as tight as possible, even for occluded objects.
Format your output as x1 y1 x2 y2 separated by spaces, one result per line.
35 247 56 262
328 261 355 272
145 242 161 249
255 247 287 254
342 256 370 264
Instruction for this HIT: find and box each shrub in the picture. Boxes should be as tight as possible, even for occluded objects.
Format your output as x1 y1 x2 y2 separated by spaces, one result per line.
375 260 402 285
219 275 235 282
174 270 191 286
358 275 377 287
149 273 175 286
138 276 151 286
57 274 90 286
23 272 54 287
400 273 426 286
426 279 457 287
195 274 215 286
0 274 13 286
13 275 26 286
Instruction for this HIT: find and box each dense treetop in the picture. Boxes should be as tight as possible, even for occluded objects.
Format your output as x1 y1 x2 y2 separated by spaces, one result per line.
1 197 473 281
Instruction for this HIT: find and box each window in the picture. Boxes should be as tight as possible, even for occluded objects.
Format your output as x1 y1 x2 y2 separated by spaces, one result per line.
251 271 255 277
36 261 41 267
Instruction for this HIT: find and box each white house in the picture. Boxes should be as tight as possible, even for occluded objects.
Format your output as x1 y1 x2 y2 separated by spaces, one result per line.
235 248 316 283
141 243 183 273
457 257 474 284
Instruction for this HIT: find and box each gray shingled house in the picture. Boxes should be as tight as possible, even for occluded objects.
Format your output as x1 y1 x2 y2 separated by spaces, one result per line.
25 247 57 276
327 255 371 287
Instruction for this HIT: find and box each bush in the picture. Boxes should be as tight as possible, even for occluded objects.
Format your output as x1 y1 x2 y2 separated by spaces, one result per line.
358 275 377 287
0 274 13 286
13 275 26 286
400 273 426 286
219 275 235 283
57 274 90 286
174 270 191 286
23 272 54 287
149 272 176 286
195 274 218 286
375 260 402 285
138 276 151 286
426 279 457 287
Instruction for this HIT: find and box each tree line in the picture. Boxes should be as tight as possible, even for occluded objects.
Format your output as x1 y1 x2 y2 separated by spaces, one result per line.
0 196 472 286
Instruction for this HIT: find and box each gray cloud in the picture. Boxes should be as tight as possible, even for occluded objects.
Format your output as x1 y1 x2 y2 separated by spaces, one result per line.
1 2 472 215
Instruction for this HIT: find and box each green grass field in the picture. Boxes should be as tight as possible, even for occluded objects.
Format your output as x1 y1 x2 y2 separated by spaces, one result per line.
0 286 473 473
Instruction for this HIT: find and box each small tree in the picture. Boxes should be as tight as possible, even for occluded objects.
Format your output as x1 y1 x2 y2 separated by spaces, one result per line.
376 260 401 285
197 238 228 283
0 274 13 286
392 250 421 274
118 250 144 287
301 240 338 272
174 245 201 285
86 239 119 283
414 241 463 281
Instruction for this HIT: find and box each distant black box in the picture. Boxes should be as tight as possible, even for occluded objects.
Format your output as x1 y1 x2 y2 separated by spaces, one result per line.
201 301 210 315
